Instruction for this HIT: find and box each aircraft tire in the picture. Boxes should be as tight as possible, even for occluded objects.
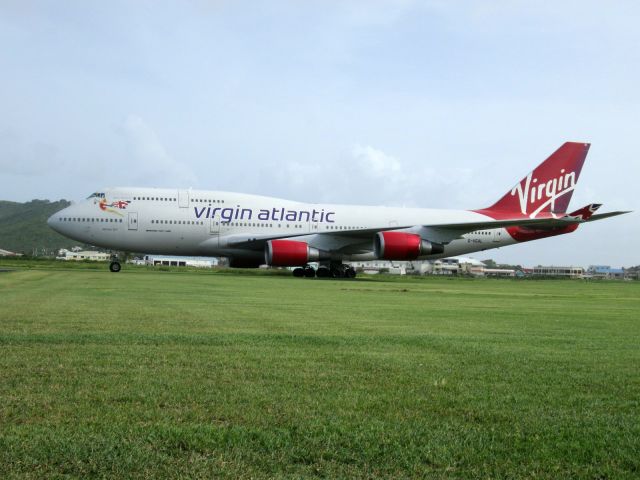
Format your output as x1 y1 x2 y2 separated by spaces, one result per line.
330 267 343 279
316 266 330 278
109 261 121 273
303 266 316 278
292 267 305 277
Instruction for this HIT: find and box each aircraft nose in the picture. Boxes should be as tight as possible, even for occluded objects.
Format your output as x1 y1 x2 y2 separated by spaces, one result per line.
47 211 63 233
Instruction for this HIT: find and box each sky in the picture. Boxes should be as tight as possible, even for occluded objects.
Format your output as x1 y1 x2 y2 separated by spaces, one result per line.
0 0 637 266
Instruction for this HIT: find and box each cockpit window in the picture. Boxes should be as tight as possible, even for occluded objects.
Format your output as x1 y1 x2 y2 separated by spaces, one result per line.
87 192 106 199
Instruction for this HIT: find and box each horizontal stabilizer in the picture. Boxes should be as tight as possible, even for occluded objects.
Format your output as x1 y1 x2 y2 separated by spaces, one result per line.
419 208 630 242
585 210 632 222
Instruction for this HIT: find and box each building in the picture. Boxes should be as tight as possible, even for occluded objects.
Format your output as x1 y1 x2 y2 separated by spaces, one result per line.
586 265 625 279
623 267 640 280
347 260 408 275
432 258 461 275
531 266 585 278
432 257 489 276
482 267 517 278
348 257 490 276
347 260 435 275
56 249 110 261
140 255 219 268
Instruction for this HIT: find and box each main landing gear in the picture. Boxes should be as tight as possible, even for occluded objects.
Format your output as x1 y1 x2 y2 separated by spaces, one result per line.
292 265 316 278
292 262 356 279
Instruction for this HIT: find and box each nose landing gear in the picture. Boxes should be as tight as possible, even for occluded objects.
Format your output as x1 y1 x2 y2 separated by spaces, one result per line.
109 254 121 272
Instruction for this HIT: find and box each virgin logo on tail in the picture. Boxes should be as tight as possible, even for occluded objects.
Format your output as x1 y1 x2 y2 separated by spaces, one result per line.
475 142 588 221
511 169 577 218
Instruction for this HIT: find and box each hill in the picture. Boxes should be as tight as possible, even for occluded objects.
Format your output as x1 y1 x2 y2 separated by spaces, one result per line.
0 199 79 255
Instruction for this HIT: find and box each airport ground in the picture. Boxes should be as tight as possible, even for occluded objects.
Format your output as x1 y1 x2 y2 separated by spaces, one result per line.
0 262 639 479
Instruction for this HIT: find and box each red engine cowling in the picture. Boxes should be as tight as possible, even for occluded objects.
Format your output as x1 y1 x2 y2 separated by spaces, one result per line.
265 240 324 267
374 232 444 260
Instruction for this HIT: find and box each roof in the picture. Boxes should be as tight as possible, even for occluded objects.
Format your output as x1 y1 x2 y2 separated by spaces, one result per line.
448 256 486 266
590 266 624 274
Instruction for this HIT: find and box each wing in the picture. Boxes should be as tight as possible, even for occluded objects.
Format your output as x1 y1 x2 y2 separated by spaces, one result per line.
216 224 410 251
204 207 631 251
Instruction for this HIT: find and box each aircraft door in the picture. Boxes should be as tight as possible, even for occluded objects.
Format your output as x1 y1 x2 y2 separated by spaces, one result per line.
309 216 319 234
492 229 501 243
210 218 219 235
128 212 138 230
178 190 189 208
208 218 220 248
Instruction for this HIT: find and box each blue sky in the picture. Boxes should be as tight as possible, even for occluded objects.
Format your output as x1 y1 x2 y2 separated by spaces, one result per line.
1 1 637 266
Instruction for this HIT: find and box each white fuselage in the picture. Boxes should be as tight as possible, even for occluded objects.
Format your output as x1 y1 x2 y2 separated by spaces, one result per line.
48 187 518 262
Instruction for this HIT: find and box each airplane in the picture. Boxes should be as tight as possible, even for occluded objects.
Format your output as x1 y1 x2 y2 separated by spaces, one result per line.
47 142 629 278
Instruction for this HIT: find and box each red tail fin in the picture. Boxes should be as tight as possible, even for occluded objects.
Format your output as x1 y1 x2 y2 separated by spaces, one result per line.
479 142 590 219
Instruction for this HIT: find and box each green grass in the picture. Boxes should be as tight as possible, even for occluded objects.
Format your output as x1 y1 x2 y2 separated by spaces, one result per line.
0 266 639 478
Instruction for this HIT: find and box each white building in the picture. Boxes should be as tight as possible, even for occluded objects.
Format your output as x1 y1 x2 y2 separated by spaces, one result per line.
482 267 517 277
141 255 219 268
531 266 585 278
347 257 487 276
347 260 429 275
57 249 110 261
432 257 488 276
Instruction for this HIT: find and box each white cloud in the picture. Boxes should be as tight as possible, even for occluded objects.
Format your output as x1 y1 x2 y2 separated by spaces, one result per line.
0 129 64 176
271 143 479 209
352 144 402 178
120 115 197 187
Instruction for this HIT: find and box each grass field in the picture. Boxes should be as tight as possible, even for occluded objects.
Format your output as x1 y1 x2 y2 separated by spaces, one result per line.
1 265 639 478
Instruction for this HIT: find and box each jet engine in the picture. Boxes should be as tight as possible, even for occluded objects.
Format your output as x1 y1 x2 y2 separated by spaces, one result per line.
374 232 444 260
265 240 326 267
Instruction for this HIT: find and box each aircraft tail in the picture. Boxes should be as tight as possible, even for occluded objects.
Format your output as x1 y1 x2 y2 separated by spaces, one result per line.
478 142 590 219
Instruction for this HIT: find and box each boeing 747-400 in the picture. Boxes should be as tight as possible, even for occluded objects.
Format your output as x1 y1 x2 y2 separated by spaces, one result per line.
48 142 629 277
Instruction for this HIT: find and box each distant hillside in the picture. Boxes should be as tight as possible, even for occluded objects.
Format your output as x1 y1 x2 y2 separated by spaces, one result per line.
0 199 80 255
